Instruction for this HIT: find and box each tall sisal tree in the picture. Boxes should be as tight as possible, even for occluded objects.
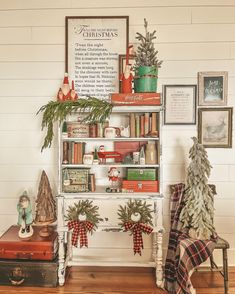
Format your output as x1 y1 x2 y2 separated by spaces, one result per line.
35 170 56 225
179 137 215 240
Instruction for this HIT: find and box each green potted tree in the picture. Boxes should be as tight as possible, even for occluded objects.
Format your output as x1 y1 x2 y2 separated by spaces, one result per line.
134 19 163 93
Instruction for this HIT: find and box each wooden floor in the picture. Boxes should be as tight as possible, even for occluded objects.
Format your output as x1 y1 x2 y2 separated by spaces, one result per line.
0 266 234 293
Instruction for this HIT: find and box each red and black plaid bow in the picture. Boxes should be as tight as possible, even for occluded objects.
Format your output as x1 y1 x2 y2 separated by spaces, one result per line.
124 222 153 255
68 220 94 248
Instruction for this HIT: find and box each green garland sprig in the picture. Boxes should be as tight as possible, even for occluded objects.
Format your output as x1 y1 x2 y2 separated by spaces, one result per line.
37 97 113 151
117 200 153 227
65 200 102 231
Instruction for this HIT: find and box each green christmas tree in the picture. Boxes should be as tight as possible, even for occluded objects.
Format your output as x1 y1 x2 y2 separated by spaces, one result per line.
135 18 163 67
179 137 215 240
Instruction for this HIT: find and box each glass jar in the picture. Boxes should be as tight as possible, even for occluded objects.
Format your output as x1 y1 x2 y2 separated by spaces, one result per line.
145 141 157 164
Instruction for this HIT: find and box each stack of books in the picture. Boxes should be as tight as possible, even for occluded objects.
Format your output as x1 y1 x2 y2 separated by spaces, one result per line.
129 112 159 138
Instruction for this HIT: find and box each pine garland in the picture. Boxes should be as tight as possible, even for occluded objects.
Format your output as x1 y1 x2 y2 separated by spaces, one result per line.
179 137 215 240
118 199 153 227
65 200 102 230
37 97 113 151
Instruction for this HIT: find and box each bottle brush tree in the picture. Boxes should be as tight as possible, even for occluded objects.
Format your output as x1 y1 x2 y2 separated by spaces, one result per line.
135 18 163 68
179 137 215 240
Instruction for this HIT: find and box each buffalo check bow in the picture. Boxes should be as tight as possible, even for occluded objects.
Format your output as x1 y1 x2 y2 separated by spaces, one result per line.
68 220 94 248
124 222 153 255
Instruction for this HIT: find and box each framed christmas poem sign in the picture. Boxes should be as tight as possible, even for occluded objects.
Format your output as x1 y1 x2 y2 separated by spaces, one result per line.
163 85 197 125
198 71 228 106
65 16 129 100
198 107 233 148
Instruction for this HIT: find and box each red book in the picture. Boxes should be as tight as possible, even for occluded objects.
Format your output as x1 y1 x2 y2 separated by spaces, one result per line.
74 143 78 164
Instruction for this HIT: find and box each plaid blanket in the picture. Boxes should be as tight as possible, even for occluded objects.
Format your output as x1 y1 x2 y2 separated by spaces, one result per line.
164 183 217 294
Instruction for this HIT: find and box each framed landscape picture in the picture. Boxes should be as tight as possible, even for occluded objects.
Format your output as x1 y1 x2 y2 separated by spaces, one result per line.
198 107 233 148
198 71 228 106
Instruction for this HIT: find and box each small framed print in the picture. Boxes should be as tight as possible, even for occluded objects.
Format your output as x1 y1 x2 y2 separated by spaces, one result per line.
163 84 197 125
198 71 228 106
198 107 233 148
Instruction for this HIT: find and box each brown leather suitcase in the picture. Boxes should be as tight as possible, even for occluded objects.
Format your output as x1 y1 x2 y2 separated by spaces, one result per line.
0 225 58 260
0 258 58 287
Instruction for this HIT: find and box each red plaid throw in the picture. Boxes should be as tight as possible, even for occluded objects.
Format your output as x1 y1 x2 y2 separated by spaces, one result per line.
124 222 153 255
164 183 217 294
68 220 94 248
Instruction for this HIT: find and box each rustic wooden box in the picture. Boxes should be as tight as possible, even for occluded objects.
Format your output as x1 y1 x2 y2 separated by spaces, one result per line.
122 180 159 193
0 258 58 287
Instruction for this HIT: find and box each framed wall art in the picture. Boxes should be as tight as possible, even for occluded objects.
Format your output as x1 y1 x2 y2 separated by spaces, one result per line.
198 107 233 148
163 85 197 125
198 71 228 106
65 16 129 100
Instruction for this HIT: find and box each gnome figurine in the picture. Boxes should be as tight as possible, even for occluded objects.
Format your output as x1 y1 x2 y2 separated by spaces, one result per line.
120 45 134 93
17 191 34 239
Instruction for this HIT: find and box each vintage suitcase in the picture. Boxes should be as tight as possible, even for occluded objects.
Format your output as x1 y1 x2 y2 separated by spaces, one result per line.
0 225 58 260
0 258 58 287
127 168 157 181
62 168 89 192
122 180 159 193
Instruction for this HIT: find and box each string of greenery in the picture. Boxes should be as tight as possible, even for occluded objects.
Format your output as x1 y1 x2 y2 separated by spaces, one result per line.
37 97 113 151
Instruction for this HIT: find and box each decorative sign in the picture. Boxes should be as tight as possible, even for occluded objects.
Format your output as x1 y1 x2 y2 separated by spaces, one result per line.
163 85 197 125
66 16 129 100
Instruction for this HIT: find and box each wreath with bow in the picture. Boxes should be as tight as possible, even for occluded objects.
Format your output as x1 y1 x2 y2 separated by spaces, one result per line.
66 200 102 248
117 200 153 255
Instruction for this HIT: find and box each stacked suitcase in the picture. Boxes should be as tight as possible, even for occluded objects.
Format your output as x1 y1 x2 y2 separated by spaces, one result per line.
0 225 58 287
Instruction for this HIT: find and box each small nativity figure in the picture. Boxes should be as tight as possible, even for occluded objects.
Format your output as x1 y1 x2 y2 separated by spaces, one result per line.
120 45 134 93
17 191 34 239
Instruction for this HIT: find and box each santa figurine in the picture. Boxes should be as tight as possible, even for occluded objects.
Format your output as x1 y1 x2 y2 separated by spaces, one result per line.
106 167 120 193
70 80 78 101
120 45 134 93
61 73 70 100
17 191 34 239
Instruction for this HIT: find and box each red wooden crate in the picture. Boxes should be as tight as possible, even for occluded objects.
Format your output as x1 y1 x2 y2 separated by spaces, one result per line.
111 93 161 106
122 180 159 193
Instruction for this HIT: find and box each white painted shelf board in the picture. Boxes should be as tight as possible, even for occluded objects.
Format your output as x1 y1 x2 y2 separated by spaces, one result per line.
61 226 160 233
62 164 160 168
62 137 159 141
68 259 155 267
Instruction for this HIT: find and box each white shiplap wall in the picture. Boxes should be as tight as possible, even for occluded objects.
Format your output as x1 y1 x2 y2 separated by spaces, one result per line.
0 0 235 265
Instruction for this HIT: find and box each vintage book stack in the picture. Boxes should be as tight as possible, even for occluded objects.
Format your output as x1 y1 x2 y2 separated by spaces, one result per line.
0 225 58 287
130 112 159 137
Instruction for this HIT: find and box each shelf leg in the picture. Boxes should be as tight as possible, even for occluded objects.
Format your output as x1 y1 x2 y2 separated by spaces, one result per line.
156 230 164 288
58 230 66 286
